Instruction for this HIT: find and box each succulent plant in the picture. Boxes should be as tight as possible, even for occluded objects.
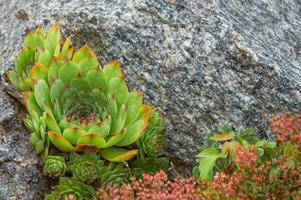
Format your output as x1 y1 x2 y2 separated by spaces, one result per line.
98 162 130 186
44 177 95 200
7 24 157 162
23 109 49 155
67 152 130 185
44 155 66 178
67 152 103 184
137 110 165 157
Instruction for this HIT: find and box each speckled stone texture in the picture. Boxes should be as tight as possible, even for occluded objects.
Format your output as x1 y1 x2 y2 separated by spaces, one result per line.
0 0 301 199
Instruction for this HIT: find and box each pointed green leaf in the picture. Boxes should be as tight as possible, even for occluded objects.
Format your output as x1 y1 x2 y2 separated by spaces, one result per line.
67 47 74 60
88 123 110 138
104 114 112 132
37 50 51 67
48 131 74 152
52 100 62 120
59 117 76 130
101 147 138 162
48 58 63 84
40 123 46 138
50 79 65 105
79 58 98 76
76 133 106 149
24 117 34 131
58 61 80 85
24 32 36 48
102 61 122 85
30 132 40 145
54 42 61 56
19 78 32 91
31 112 40 132
35 140 45 154
61 37 71 58
117 119 144 146
44 112 61 134
34 79 51 111
108 77 128 108
44 24 61 56
30 64 48 82
87 69 107 90
103 129 125 148
125 92 143 126
23 91 43 117
6 71 20 89
72 45 98 64
110 104 127 134
15 48 34 75
63 127 87 145
106 94 118 121
117 105 151 146
34 28 46 48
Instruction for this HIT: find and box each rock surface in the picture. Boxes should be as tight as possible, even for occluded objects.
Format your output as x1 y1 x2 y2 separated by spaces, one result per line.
0 0 301 199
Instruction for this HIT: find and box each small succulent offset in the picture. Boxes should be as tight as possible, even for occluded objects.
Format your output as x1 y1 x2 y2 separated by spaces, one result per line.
66 152 129 185
44 155 66 178
44 177 95 200
67 152 103 184
7 24 165 163
137 110 165 158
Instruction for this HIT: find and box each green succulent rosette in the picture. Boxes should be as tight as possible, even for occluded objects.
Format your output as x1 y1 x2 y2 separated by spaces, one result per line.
7 24 154 162
137 110 165 157
67 152 103 184
23 109 49 155
44 177 94 200
67 152 129 185
99 162 130 186
44 155 66 178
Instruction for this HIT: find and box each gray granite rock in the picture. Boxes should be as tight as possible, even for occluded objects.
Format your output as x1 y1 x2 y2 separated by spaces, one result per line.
0 0 301 198
0 87 41 200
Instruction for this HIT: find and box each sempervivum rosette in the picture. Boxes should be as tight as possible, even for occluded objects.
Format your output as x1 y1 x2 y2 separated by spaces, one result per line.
137 110 165 157
44 177 95 200
44 155 66 178
7 24 153 162
67 152 129 185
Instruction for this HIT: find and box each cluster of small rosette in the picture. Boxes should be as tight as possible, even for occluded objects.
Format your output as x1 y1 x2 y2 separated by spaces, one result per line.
7 24 168 199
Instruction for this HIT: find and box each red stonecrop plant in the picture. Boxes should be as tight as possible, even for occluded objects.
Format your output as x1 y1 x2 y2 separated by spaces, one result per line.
270 112 301 147
203 145 301 199
235 146 258 169
201 114 301 199
93 170 204 200
202 146 258 199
